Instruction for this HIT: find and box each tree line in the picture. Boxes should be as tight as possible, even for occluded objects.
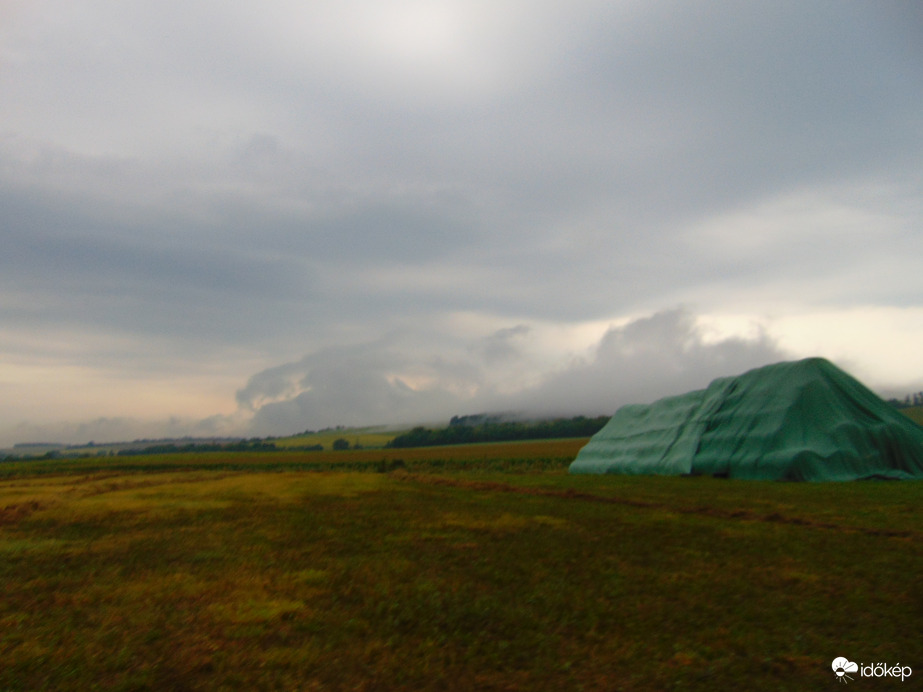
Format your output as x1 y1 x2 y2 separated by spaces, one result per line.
116 439 280 456
386 415 610 449
887 392 923 409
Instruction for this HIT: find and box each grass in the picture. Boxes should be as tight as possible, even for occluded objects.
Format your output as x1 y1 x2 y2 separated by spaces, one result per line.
901 405 923 426
0 440 920 690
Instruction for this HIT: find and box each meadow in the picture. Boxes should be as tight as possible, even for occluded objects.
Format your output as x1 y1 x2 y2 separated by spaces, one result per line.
0 439 920 690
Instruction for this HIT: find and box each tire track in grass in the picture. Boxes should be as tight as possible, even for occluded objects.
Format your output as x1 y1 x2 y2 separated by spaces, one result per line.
398 473 917 539
0 500 45 525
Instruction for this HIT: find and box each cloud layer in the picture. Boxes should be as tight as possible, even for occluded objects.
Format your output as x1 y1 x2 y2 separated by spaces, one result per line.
239 309 789 436
1 2 922 443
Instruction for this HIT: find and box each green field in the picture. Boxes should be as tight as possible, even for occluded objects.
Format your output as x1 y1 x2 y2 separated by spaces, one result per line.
0 439 920 690
901 405 923 426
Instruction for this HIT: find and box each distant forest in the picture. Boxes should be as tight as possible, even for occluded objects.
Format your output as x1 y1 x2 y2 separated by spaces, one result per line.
888 392 923 409
386 415 610 449
116 439 280 456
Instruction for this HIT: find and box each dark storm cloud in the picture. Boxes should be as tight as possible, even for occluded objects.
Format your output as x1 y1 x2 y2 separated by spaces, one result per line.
0 185 311 349
4 1 921 330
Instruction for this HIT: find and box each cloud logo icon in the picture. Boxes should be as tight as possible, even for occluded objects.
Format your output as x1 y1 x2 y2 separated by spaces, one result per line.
832 657 858 683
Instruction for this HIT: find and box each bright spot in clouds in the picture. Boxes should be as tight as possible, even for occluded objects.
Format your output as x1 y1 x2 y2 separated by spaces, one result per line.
369 3 463 61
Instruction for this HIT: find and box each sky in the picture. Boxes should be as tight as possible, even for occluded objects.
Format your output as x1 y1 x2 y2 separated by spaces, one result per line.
1 1 922 445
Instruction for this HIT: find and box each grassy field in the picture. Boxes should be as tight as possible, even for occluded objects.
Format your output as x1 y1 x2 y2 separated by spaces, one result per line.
0 439 920 690
901 405 923 426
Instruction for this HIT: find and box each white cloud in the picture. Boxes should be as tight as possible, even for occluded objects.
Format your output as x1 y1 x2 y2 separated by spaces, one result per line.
237 309 789 436
767 307 923 390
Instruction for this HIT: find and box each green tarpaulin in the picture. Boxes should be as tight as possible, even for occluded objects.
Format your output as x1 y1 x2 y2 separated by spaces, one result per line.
569 358 923 481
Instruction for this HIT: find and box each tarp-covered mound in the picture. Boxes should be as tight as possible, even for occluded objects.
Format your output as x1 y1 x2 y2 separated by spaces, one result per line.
569 358 923 481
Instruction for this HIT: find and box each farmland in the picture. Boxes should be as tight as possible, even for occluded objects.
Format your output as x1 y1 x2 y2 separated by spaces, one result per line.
0 439 920 690
272 426 402 451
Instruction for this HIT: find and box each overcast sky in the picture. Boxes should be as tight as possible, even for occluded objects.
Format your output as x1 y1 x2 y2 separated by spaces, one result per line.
2 1 922 445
